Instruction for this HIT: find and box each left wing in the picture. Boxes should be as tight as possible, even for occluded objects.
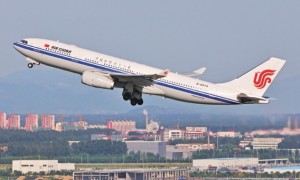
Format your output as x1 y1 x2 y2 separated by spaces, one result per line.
81 69 169 95
110 69 169 87
111 69 169 81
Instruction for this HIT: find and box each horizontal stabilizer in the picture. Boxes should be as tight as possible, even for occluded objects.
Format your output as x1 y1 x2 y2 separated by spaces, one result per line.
237 93 269 104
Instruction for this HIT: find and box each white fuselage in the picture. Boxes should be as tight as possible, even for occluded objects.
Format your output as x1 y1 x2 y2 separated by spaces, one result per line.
13 38 241 105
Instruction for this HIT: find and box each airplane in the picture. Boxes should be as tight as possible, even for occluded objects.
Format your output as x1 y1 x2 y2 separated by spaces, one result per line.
13 38 286 106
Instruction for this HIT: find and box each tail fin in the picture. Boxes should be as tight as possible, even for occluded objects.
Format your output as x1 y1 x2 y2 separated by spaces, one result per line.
219 57 286 96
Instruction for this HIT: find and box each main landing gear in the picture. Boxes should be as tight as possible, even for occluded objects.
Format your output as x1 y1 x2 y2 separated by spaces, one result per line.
130 98 143 106
122 89 144 106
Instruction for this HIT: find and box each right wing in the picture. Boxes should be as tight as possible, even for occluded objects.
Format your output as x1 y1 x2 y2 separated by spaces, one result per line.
180 67 206 77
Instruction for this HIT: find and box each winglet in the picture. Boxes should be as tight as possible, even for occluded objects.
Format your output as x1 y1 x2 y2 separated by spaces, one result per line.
159 69 170 77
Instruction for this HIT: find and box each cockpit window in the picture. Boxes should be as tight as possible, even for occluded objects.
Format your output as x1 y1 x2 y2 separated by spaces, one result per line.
20 40 28 44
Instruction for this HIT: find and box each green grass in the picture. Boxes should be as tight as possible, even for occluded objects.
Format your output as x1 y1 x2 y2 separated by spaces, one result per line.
0 164 11 169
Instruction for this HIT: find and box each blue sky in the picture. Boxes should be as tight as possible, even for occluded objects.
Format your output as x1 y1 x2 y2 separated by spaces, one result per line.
1 1 300 114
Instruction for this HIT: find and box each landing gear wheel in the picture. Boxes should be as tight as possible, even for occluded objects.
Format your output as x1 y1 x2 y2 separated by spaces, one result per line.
130 98 138 106
27 63 33 68
137 98 143 105
123 92 131 101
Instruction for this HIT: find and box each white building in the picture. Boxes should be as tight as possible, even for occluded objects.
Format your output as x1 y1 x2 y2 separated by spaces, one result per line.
88 124 107 129
251 137 283 150
163 129 184 142
184 127 207 140
193 158 259 169
12 160 75 174
176 143 215 151
239 136 253 148
186 127 207 132
217 131 242 138
264 166 300 174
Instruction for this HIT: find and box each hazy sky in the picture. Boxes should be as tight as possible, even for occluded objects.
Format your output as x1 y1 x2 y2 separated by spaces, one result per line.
1 1 300 114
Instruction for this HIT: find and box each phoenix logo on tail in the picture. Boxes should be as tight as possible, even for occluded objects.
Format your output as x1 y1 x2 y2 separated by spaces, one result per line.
253 69 276 89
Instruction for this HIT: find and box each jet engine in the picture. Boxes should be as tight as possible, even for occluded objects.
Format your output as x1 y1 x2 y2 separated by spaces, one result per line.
81 71 114 89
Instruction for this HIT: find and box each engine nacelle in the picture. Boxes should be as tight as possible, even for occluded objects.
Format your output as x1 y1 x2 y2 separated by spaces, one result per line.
81 71 114 89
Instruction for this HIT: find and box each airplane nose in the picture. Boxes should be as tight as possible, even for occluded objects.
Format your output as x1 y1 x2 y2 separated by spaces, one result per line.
13 42 18 49
13 42 23 54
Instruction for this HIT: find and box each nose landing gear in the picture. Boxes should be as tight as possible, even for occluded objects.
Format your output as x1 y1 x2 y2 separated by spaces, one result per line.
27 63 34 68
26 58 40 68
27 62 40 68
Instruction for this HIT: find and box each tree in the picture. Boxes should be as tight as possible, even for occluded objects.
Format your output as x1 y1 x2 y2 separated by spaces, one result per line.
13 170 22 176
